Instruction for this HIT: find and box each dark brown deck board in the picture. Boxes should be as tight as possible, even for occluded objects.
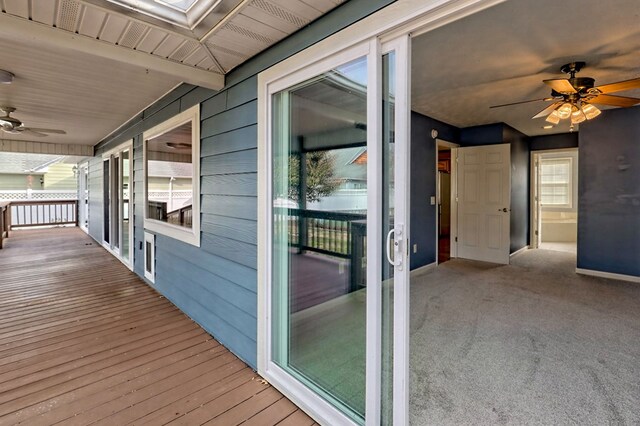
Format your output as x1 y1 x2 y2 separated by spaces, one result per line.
0 228 314 425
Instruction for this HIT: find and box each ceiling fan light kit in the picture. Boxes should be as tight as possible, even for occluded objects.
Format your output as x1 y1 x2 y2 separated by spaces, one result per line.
491 61 640 130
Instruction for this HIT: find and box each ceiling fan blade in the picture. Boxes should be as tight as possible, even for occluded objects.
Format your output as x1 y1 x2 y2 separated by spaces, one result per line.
21 129 49 137
589 94 640 107
543 78 577 94
26 127 66 134
490 98 553 109
532 102 562 119
595 77 640 94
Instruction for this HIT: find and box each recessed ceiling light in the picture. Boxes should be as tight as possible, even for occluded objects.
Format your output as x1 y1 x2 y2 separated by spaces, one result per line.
543 125 554 129
0 70 14 84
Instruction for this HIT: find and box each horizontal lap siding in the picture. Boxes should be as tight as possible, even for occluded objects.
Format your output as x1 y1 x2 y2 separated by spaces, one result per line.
87 0 396 370
89 80 260 367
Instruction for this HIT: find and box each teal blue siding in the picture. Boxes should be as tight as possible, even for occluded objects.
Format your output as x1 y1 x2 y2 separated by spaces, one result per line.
88 0 396 369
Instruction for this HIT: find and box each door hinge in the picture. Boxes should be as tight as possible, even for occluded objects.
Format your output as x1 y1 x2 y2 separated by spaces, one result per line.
535 230 539 236
455 236 458 242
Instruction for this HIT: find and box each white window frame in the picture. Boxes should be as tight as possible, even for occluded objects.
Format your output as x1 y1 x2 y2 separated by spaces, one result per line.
540 156 573 209
142 104 201 247
144 231 155 283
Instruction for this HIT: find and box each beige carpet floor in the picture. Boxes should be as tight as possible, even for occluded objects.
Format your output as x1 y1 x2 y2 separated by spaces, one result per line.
410 249 640 425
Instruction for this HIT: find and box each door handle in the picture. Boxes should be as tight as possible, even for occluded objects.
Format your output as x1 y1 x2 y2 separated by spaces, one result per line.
386 229 396 266
386 225 404 269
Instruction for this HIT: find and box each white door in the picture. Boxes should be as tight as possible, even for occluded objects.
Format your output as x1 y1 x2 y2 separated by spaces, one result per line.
456 144 511 264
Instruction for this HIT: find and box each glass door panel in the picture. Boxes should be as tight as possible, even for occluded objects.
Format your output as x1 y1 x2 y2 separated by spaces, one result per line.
112 154 120 251
121 150 130 262
381 50 396 424
272 56 369 423
103 158 110 244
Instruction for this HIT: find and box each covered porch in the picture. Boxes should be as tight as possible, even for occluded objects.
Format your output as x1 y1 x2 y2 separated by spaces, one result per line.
0 227 314 425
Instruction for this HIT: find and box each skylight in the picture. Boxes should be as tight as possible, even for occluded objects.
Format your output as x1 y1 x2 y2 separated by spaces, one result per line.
156 0 198 12
106 0 217 29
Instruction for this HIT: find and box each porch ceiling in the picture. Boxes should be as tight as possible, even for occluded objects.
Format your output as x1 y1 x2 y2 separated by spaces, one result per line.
0 0 344 149
411 0 640 136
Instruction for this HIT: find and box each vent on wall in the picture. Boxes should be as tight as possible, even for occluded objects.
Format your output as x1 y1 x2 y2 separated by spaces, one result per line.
57 0 81 32
144 231 155 283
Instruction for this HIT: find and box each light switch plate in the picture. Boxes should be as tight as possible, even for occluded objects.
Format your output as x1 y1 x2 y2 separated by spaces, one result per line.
430 196 436 205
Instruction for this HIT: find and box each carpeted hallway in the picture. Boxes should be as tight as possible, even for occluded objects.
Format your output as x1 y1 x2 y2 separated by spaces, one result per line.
410 249 640 425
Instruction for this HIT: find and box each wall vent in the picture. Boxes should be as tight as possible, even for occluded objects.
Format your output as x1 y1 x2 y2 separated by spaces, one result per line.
171 41 199 63
119 22 147 48
223 22 273 45
57 0 81 32
252 0 308 28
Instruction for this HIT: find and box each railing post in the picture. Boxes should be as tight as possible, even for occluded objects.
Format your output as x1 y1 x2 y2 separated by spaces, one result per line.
0 205 4 249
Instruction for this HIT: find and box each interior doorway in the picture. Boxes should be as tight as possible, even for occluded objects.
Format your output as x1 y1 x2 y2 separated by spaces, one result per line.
531 149 579 254
436 140 458 264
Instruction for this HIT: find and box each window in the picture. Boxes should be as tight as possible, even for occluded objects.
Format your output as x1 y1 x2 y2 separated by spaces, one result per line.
143 104 200 246
540 157 573 208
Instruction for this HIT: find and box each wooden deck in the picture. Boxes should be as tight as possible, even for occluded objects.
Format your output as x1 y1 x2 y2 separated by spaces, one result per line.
0 227 315 426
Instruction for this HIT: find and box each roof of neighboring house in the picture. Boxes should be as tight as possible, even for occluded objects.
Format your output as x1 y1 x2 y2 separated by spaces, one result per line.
0 153 65 174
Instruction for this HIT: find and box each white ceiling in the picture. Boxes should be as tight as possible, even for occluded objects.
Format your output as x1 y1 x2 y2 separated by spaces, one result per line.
0 0 344 150
411 0 640 136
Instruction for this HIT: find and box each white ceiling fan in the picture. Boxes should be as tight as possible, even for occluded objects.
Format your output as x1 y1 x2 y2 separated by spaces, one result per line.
0 106 66 137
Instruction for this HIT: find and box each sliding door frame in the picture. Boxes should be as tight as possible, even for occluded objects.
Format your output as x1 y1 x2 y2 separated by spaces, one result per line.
102 140 134 270
257 0 509 424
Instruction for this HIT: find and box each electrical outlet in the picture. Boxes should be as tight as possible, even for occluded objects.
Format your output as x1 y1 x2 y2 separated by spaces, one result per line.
430 196 436 205
413 244 418 253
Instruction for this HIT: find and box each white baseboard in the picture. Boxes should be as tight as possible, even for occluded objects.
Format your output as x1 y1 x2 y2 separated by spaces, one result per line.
576 268 640 283
510 245 529 258
411 261 437 277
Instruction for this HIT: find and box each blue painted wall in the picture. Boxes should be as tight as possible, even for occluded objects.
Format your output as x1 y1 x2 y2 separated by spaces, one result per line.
503 125 530 253
410 111 460 269
88 0 397 369
577 107 640 277
530 132 578 151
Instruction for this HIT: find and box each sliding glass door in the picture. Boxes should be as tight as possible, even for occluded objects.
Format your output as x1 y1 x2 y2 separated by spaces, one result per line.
103 142 133 268
263 35 410 425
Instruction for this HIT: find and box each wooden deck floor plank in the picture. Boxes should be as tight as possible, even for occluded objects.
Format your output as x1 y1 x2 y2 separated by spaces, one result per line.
134 367 256 425
0 329 207 417
0 297 173 347
23 341 226 426
0 311 191 378
0 322 201 398
277 409 318 426
9 340 219 425
167 379 270 425
0 305 182 366
70 356 244 426
0 228 312 425
242 395 299 426
203 387 283 426
0 288 160 329
0 303 177 357
0 294 169 342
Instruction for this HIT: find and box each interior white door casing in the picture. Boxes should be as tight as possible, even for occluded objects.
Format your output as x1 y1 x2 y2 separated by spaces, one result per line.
457 144 511 264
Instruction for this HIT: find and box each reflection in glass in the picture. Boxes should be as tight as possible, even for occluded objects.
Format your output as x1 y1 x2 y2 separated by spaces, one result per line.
146 122 193 228
272 56 368 423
